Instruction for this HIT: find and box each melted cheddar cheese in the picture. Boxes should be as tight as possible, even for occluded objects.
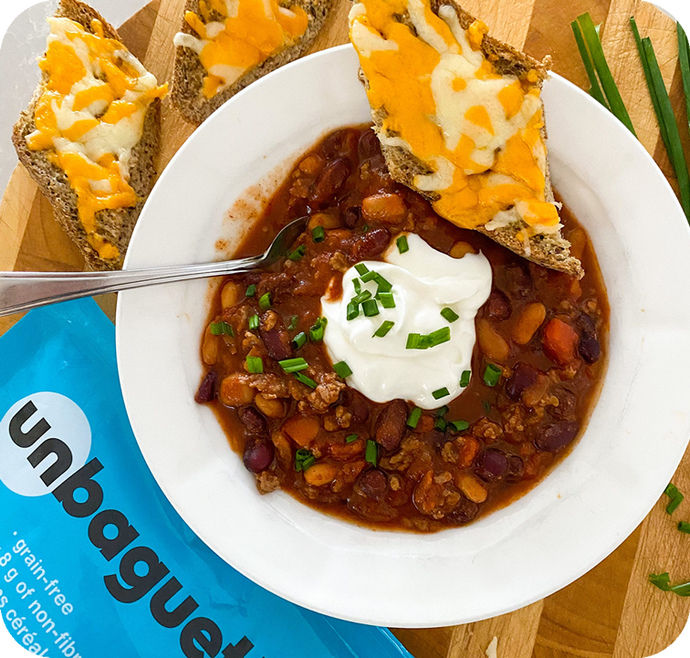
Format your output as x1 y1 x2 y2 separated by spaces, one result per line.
174 0 310 99
27 17 168 261
349 0 560 237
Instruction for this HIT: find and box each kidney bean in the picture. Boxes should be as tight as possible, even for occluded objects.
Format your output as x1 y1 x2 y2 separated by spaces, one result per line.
243 438 275 473
357 469 388 500
447 496 479 524
323 129 359 160
195 371 217 403
474 448 509 482
577 314 601 364
507 455 524 481
374 399 408 451
358 128 380 160
309 158 350 207
505 362 540 400
238 406 268 434
485 289 511 321
535 421 579 452
551 388 577 420
342 206 361 228
352 227 391 260
260 326 293 361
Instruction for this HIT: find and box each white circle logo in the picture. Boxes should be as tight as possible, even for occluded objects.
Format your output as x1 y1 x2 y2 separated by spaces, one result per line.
0 392 91 497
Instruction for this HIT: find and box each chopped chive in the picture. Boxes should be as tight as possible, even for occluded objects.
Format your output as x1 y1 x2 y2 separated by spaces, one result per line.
362 299 380 317
246 355 263 374
248 314 259 330
362 224 369 233
309 317 327 342
373 320 395 338
406 333 422 350
353 278 362 294
483 363 501 387
436 405 449 418
355 263 369 275
576 13 636 135
571 19 609 107
292 331 307 350
396 234 409 254
678 521 690 534
312 226 325 243
245 284 257 298
346 433 359 443
407 406 422 428
460 370 471 388
259 292 271 311
287 315 298 331
361 270 377 283
377 292 396 308
441 307 459 323
374 274 392 293
665 483 684 515
287 244 306 261
365 440 378 466
649 572 690 597
434 417 447 431
333 361 353 378
449 420 470 432
432 387 450 400
293 372 317 389
346 302 359 321
210 321 235 337
428 326 451 347
352 290 373 305
294 448 316 472
278 357 309 373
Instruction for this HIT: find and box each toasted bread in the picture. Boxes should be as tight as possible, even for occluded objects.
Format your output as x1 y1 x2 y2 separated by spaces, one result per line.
171 0 332 125
353 0 583 278
12 0 162 271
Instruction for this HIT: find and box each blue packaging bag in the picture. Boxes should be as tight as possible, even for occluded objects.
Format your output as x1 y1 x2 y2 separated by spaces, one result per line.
0 299 414 658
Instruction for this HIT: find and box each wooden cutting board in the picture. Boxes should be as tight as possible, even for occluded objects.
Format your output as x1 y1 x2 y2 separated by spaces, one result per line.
1 0 689 656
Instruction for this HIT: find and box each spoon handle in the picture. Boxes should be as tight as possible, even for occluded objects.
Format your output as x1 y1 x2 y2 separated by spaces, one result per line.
0 256 263 318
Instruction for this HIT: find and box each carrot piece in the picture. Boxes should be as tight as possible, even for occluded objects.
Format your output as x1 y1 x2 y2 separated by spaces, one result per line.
282 416 321 447
543 318 579 366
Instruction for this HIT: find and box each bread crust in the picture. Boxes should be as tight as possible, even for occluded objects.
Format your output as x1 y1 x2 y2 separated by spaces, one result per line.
359 0 584 278
11 0 161 271
171 0 332 125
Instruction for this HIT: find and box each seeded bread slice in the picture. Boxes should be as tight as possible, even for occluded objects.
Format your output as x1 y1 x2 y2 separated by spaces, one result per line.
11 0 161 271
359 0 584 278
171 0 332 125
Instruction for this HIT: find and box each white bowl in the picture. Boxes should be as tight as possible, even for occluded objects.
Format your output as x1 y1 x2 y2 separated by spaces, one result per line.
116 45 690 627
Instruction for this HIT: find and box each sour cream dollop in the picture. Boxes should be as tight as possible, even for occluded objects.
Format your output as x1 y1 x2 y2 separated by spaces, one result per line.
321 234 492 409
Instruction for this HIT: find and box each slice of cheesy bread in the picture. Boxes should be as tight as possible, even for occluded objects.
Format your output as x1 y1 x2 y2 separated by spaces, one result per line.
171 0 332 125
349 0 583 278
12 0 167 271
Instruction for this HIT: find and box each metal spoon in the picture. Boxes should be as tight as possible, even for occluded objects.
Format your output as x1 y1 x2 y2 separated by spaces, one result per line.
0 215 309 318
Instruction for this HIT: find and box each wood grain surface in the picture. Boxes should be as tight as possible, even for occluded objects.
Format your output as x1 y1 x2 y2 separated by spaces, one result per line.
1 0 689 656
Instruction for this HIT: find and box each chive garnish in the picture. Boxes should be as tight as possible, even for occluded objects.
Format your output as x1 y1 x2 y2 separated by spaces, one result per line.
312 226 325 243
374 274 392 293
355 263 369 276
406 333 423 350
407 407 422 428
245 284 256 298
309 317 327 342
436 405 449 418
649 572 690 597
362 299 380 317
432 387 450 400
483 364 501 387
346 433 359 443
293 372 317 389
333 361 353 378
352 290 373 305
294 448 316 472
377 292 396 308
287 244 306 261
435 417 447 431
396 235 409 254
361 270 377 283
365 440 378 466
353 278 362 294
460 370 471 388
428 327 451 347
665 483 684 515
248 314 259 330
373 320 395 338
210 321 234 337
287 315 298 331
449 420 470 432
678 521 690 534
347 302 359 321
246 355 263 374
574 13 636 135
292 331 307 350
259 292 271 311
279 357 309 373
571 19 608 107
440 307 459 323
